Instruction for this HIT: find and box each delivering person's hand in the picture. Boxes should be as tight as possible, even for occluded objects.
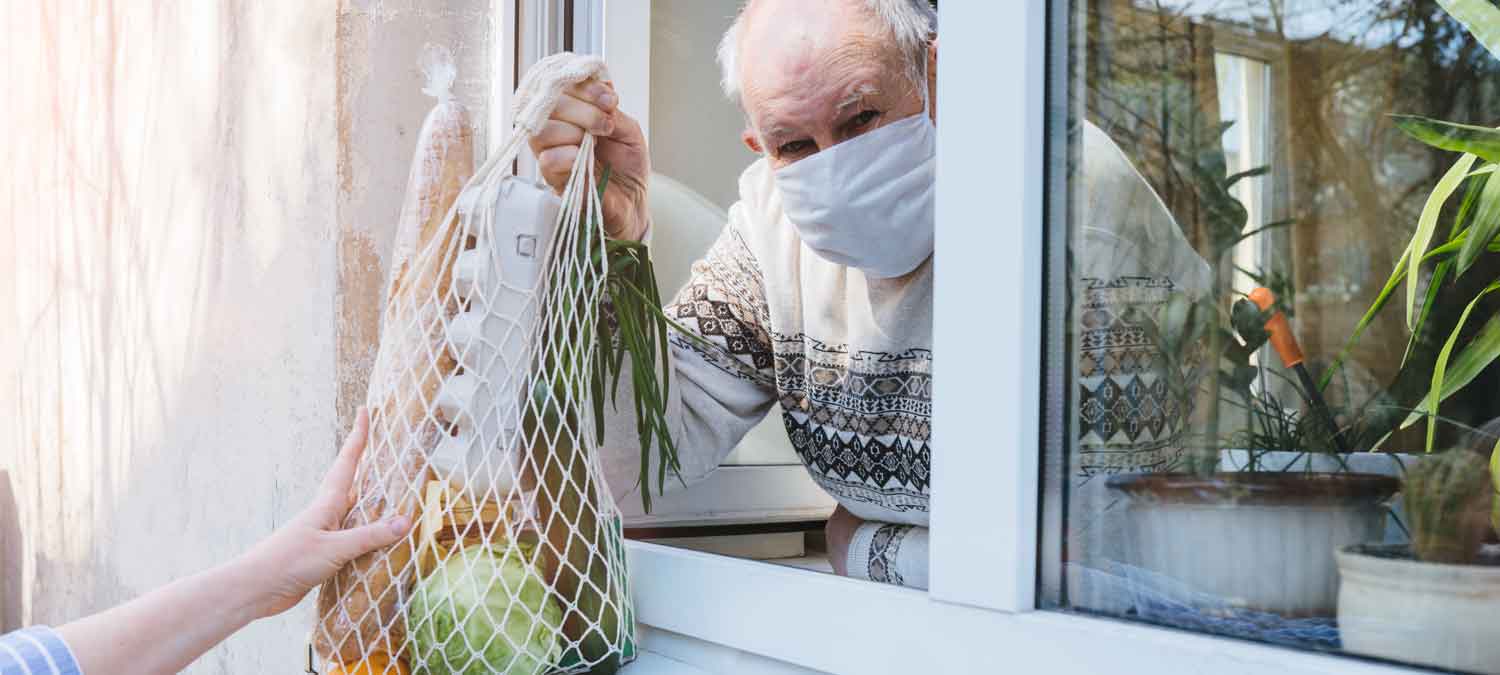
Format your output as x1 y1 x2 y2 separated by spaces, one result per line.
240 409 412 618
51 409 415 675
528 79 651 241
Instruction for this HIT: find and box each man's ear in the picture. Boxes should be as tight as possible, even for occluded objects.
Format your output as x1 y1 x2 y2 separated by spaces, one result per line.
742 128 764 154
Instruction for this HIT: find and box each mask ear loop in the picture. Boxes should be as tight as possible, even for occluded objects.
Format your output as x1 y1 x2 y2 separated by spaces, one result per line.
918 40 934 120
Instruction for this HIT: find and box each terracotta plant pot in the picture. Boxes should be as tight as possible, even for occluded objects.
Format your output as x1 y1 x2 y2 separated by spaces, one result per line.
1107 472 1399 616
1337 544 1500 674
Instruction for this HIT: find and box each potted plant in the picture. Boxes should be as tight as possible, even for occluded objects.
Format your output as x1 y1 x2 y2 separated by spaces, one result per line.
1108 289 1399 619
1096 102 1405 620
1216 351 1422 547
1337 442 1500 673
1325 3 1500 670
1327 96 1500 668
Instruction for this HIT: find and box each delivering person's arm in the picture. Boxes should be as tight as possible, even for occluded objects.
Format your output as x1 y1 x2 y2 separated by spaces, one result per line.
0 411 410 675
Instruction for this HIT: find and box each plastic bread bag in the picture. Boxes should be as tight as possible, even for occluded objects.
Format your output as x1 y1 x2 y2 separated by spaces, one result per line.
314 44 475 669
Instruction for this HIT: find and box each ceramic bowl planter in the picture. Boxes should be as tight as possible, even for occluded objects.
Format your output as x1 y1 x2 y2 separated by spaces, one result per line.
1219 450 1423 544
1107 472 1399 616
1337 544 1500 674
1217 450 1419 477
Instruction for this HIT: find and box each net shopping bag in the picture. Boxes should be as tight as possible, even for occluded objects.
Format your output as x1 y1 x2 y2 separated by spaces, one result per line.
315 51 650 675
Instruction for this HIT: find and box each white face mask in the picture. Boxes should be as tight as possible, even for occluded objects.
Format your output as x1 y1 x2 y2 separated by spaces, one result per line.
772 75 936 279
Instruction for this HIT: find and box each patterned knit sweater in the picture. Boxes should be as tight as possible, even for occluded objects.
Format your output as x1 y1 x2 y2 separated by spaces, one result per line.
602 156 934 589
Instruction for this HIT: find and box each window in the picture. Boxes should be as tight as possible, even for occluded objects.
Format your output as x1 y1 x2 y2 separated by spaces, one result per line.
1215 51 1275 299
1044 1 1500 673
502 2 1493 673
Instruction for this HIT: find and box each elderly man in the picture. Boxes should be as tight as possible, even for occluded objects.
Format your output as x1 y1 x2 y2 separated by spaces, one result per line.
529 0 938 589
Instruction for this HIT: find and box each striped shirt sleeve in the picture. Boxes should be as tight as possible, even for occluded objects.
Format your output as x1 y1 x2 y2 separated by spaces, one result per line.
0 626 83 675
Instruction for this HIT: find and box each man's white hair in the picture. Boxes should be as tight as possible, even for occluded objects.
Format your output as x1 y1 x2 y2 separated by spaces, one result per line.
716 0 937 106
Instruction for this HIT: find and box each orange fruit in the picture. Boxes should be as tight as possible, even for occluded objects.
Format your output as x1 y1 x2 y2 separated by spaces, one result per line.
325 653 409 675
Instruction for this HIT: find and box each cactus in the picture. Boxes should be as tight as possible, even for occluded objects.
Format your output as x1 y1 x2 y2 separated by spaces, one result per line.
1404 449 1493 564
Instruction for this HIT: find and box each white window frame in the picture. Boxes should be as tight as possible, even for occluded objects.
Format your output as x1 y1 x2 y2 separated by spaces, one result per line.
503 2 1427 673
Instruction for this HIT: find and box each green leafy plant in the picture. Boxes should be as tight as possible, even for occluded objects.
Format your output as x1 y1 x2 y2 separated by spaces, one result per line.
1182 132 1293 458
1222 379 1351 469
1325 1 1500 459
1149 120 1300 466
1321 0 1500 546
532 167 703 513
1125 107 1385 475
1146 285 1344 473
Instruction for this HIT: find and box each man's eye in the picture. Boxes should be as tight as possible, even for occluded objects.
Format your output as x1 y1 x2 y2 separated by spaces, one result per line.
778 139 814 156
850 110 880 128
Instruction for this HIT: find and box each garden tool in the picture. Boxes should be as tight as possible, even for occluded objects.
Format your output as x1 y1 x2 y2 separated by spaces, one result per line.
1249 287 1350 453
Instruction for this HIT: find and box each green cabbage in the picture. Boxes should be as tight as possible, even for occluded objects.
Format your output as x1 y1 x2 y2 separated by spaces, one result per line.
406 540 563 675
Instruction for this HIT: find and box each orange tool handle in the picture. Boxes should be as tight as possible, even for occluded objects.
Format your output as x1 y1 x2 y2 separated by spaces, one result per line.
1249 287 1304 368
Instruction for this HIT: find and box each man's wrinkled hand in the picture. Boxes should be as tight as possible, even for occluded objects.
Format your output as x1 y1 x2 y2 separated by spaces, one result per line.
528 79 651 241
237 409 412 619
825 505 865 577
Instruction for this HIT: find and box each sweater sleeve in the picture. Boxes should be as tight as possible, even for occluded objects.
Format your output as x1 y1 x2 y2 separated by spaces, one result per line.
846 523 930 590
600 208 779 503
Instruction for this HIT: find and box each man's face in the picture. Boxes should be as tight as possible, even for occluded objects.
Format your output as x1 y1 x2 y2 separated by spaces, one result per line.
737 1 928 170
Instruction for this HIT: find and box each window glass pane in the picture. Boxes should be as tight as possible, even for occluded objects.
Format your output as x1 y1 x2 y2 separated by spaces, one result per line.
646 0 790 469
1044 1 1500 670
622 0 833 566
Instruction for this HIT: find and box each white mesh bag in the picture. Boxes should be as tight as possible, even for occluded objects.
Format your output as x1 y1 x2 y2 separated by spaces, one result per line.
315 50 652 675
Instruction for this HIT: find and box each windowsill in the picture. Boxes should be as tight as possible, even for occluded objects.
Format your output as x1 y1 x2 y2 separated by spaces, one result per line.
627 541 1428 675
618 651 712 675
766 553 834 575
618 465 837 528
620 627 827 675
640 529 836 574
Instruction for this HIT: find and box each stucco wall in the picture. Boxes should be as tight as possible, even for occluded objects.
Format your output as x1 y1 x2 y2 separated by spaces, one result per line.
334 0 492 436
1 1 485 671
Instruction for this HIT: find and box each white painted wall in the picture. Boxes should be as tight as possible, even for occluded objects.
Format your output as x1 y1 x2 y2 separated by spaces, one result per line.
0 1 486 672
2 4 343 671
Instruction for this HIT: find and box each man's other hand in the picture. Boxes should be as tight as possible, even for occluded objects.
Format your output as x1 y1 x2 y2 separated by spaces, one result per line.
528 79 651 241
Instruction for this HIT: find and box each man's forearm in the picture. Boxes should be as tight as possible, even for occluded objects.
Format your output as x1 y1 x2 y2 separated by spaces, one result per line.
57 558 264 675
